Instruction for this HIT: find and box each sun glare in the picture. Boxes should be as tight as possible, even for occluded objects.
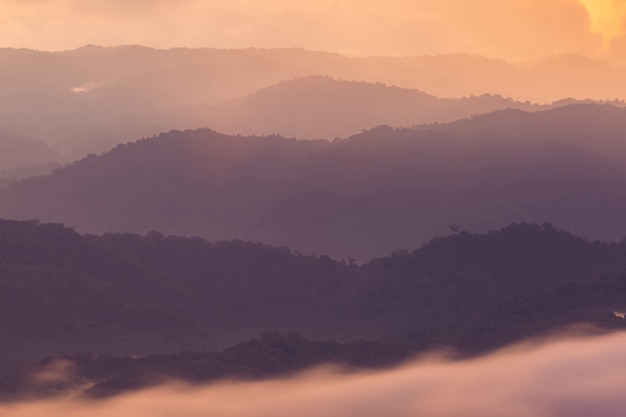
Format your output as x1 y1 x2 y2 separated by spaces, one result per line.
579 0 626 46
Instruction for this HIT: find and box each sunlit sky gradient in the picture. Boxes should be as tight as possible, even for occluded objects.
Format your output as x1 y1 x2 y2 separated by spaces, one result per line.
1 0 626 61
579 0 626 46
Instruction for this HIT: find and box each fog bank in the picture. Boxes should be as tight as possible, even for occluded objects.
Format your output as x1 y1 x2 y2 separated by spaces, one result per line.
3 332 626 417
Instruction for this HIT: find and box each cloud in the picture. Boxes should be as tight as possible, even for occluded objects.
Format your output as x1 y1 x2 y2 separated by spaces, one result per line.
2 331 626 417
578 0 626 46
0 0 624 61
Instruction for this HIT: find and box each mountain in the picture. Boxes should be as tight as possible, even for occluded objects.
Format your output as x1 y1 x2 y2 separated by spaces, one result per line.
242 50 626 102
0 219 625 359
3 46 626 160
0 162 60 184
1 220 626 398
196 76 546 139
0 132 59 188
422 103 626 158
0 46 305 160
0 219 355 359
0 132 58 171
3 104 626 260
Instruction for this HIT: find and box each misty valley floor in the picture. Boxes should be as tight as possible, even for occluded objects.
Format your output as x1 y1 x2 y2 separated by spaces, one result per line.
3 331 626 417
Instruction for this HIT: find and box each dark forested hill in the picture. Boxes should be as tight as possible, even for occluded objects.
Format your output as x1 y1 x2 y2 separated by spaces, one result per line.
0 219 356 359
1 220 626 398
3 105 626 259
0 219 626 363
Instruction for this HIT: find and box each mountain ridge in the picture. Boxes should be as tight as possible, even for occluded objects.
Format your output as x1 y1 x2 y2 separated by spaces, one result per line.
3 45 626 161
3 104 626 259
1 219 626 398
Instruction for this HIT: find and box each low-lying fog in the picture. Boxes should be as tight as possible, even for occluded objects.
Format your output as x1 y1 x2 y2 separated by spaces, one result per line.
3 331 626 417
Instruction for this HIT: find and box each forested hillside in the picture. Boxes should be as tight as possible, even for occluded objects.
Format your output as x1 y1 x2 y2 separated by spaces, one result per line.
3 105 626 259
1 220 626 399
0 219 625 362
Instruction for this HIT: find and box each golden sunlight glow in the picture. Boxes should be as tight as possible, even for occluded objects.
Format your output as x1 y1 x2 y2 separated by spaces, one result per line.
579 0 626 46
0 0 625 60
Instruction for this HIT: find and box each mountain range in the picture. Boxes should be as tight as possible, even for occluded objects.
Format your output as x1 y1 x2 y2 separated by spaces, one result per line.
0 218 625 359
195 76 549 139
0 219 625 398
2 104 626 260
2 46 626 162
3 44 626 404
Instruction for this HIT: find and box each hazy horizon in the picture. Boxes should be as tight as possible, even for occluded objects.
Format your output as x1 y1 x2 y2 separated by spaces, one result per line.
2 43 624 64
1 0 626 64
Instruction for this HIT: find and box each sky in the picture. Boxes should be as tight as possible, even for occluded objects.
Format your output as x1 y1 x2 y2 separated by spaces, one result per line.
0 0 626 62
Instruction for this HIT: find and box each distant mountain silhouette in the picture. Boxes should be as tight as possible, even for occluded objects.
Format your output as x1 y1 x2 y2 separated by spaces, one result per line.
197 76 546 139
0 131 58 171
3 104 626 259
423 103 626 158
0 162 59 183
3 46 626 160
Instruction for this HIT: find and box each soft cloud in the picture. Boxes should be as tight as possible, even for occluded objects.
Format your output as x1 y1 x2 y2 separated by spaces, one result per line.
2 332 626 417
0 0 624 60
579 0 626 46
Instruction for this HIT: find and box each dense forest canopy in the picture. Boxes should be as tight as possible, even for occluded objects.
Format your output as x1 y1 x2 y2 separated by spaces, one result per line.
0 219 625 398
0 219 625 360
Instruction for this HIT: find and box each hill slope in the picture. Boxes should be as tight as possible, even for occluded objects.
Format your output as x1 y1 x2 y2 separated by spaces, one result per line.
3 46 626 159
0 132 58 171
3 105 626 259
196 76 546 139
0 219 625 362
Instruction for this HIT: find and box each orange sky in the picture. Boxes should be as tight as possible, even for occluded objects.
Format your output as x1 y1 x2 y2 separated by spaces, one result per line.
1 0 625 62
